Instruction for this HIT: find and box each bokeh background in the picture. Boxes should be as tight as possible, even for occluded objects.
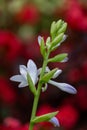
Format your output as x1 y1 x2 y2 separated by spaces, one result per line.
0 0 87 130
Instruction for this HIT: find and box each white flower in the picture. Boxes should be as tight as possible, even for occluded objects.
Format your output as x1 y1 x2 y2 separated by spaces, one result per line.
48 80 77 94
49 69 77 94
10 59 38 88
49 117 60 127
40 67 77 94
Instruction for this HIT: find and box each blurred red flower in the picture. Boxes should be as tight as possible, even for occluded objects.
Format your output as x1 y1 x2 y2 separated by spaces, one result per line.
3 117 39 130
67 67 81 83
65 0 87 31
22 39 40 60
76 86 87 110
0 77 16 103
36 104 54 128
15 4 40 25
0 31 22 63
81 61 87 79
4 117 21 128
57 104 79 129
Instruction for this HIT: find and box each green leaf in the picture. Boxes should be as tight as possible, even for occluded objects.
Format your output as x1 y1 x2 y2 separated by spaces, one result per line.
48 53 68 62
32 111 58 123
50 33 64 49
27 73 37 95
57 22 67 34
41 68 58 83
40 37 46 58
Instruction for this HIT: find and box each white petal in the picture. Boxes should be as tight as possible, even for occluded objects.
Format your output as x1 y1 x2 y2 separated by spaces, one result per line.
38 36 42 45
18 82 28 88
19 65 27 79
49 117 60 127
48 80 77 94
27 59 38 84
52 69 62 79
10 75 25 82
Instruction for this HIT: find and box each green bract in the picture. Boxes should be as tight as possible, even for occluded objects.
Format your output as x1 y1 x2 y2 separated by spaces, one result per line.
41 68 58 83
27 73 37 96
32 111 58 123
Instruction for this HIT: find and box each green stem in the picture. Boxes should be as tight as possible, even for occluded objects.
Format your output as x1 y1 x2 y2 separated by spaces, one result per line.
29 51 50 130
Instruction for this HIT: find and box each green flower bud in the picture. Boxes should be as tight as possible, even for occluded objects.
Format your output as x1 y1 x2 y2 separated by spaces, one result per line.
50 33 64 49
56 19 63 30
48 53 68 62
39 37 46 58
50 21 57 39
46 37 51 49
57 22 67 34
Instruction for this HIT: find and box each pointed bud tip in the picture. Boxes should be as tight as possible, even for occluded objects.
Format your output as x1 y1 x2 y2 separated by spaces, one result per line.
65 84 77 94
38 36 42 45
49 117 60 127
61 57 69 62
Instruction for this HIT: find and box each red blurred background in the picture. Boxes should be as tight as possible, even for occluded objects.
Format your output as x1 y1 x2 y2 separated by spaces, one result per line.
0 0 87 130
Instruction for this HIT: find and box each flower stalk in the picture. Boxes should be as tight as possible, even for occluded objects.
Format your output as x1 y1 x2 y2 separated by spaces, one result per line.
10 19 77 130
29 51 50 130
